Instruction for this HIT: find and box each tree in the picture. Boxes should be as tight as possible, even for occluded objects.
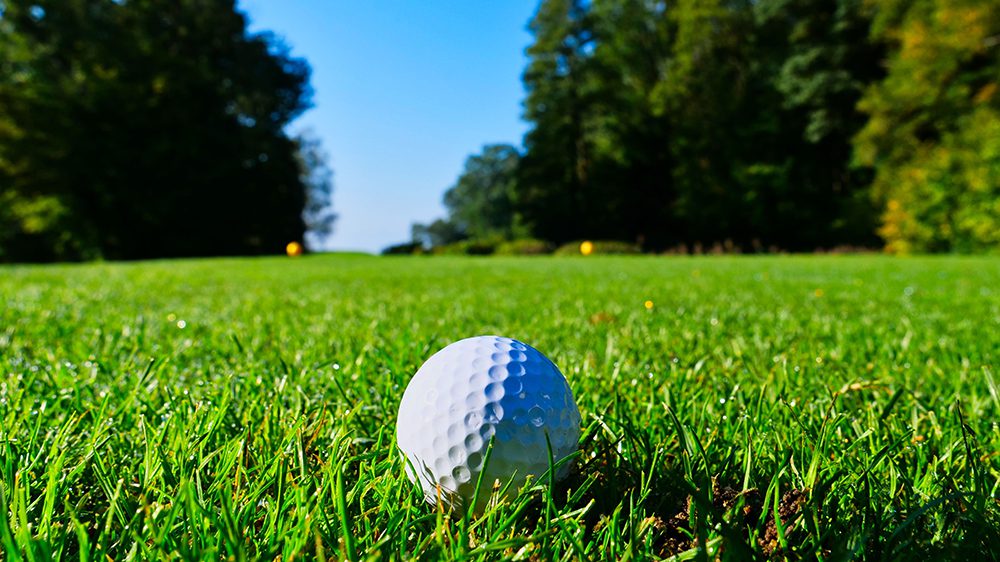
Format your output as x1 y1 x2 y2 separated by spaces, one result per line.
297 131 337 251
409 144 523 250
411 219 466 249
751 0 883 248
855 0 1000 253
0 0 328 261
442 144 523 240
585 0 676 248
517 0 599 244
517 0 884 251
654 0 762 247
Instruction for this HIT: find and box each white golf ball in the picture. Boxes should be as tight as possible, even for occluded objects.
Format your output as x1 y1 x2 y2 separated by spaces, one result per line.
396 335 582 511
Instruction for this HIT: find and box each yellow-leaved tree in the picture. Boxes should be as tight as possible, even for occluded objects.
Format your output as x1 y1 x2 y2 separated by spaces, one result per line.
855 0 1000 253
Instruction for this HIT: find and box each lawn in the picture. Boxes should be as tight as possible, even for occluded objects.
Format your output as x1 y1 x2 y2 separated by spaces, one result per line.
1 255 998 560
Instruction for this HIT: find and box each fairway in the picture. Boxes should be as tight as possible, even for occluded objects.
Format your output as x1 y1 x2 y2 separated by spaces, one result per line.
2 255 998 559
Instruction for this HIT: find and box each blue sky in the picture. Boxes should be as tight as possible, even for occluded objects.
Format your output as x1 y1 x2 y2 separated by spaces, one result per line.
239 1 538 252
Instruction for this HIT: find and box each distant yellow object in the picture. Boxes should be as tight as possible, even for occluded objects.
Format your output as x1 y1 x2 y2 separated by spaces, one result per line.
644 300 654 310
580 240 594 256
286 241 303 257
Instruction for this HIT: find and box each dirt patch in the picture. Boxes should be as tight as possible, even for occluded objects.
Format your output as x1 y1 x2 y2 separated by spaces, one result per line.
654 483 808 559
760 488 808 557
654 484 764 557
654 504 694 556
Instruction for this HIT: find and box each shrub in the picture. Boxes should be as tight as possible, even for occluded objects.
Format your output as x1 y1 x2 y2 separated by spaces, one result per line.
494 239 553 255
381 242 424 255
432 239 498 255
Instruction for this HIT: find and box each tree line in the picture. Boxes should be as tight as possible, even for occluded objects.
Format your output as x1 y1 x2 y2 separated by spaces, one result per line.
405 0 999 254
0 0 335 262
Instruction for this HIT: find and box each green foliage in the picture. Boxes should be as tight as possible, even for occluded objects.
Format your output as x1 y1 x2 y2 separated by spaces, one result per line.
656 0 761 246
381 241 424 255
443 144 524 240
431 238 500 256
763 0 881 144
411 144 524 251
515 0 883 252
752 0 884 247
0 191 95 261
494 238 554 255
855 0 1000 253
553 240 640 255
517 0 603 244
0 0 328 261
1 255 998 557
411 218 467 249
512 0 997 253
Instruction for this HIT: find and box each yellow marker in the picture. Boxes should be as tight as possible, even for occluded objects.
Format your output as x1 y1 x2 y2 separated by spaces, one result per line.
644 300 654 310
286 241 303 257
580 240 594 256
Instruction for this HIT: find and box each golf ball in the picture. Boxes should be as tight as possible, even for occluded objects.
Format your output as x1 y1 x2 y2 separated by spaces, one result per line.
396 335 581 511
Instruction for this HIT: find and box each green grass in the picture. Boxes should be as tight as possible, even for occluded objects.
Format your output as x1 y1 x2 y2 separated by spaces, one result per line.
1 255 998 560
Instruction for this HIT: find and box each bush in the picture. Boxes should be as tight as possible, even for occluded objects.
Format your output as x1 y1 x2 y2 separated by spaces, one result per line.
553 240 641 256
432 239 498 255
494 238 553 255
381 242 423 255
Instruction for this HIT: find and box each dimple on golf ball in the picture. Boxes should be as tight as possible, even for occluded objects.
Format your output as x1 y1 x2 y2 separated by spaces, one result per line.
396 335 582 511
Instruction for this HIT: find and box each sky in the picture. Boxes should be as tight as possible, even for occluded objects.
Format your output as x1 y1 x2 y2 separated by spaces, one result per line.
239 1 539 253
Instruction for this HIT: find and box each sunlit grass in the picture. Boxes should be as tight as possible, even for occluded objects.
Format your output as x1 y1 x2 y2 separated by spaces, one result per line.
1 255 998 559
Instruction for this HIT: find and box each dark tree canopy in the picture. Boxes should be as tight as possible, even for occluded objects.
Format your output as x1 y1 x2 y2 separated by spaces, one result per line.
513 0 887 252
517 0 597 244
0 0 330 261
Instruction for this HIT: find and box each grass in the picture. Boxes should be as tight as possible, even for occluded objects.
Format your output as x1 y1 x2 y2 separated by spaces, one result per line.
1 254 998 560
